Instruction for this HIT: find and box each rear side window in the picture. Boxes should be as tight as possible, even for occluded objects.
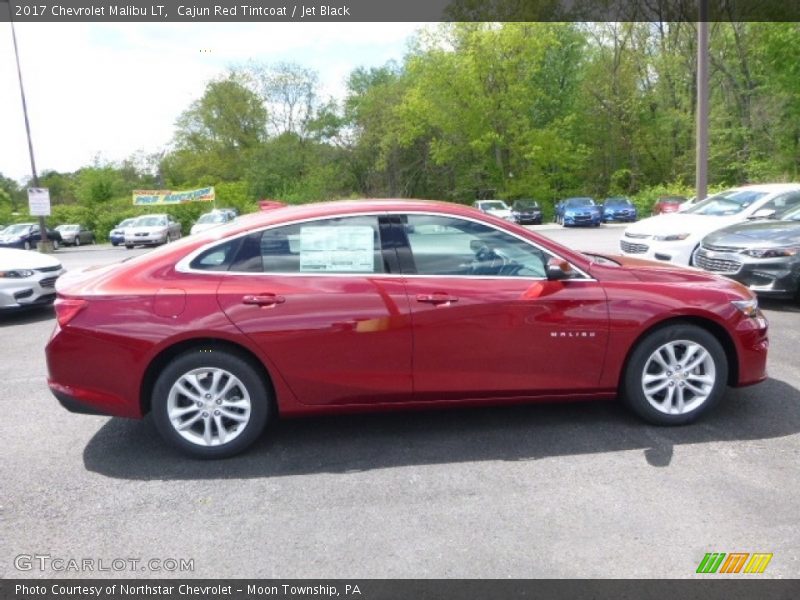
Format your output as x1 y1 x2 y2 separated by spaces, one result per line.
189 239 241 271
229 215 387 274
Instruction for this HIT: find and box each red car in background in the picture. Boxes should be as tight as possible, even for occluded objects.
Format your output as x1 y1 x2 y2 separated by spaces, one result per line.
651 195 687 215
46 200 768 458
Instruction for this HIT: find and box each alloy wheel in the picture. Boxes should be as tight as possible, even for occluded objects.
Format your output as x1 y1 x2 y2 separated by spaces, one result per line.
641 339 716 415
166 367 252 447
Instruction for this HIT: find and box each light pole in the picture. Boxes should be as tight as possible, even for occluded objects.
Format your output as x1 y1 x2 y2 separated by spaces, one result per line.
696 0 709 204
7 3 52 251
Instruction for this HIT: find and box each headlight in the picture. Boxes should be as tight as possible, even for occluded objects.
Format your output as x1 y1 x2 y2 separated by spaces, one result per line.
731 298 759 318
653 233 690 241
742 247 798 259
0 269 35 278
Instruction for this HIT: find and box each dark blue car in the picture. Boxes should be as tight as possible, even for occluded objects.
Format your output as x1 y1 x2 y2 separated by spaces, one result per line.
109 217 138 247
555 197 602 227
601 197 638 222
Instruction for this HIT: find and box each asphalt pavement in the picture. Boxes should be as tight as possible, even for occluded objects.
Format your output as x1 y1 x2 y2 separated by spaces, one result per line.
1 226 798 579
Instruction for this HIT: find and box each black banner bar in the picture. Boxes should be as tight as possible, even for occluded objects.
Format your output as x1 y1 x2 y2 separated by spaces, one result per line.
3 0 800 22
2 580 800 600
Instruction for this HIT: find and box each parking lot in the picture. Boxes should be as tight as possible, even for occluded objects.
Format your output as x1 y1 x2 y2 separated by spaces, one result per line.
1 224 798 579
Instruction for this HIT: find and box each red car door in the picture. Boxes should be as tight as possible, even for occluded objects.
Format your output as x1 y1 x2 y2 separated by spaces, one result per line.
396 214 609 399
216 215 413 406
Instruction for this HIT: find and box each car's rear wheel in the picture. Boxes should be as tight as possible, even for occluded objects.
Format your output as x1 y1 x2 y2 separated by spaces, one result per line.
152 349 271 458
23 240 31 250
75 237 81 247
622 324 727 425
52 239 59 250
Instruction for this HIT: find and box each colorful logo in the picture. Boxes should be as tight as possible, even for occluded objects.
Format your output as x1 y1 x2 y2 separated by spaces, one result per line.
696 552 773 574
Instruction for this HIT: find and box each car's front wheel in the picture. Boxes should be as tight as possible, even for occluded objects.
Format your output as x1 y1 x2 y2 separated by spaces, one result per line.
152 349 271 458
622 324 727 425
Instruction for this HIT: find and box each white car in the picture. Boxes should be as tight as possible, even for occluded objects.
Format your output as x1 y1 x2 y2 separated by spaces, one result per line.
473 200 514 221
124 214 182 249
190 210 234 235
0 248 65 310
620 183 800 265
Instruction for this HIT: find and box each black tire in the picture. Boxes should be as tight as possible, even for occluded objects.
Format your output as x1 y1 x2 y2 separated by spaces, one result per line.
75 237 81 247
152 348 271 458
112 241 118 247
622 323 728 425
52 239 59 250
23 240 31 250
125 244 134 250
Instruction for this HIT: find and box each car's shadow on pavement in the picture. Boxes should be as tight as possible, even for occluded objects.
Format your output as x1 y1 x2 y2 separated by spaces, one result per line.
760 298 800 313
83 376 800 480
0 305 54 326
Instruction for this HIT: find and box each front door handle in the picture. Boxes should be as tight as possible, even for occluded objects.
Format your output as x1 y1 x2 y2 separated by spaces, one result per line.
242 293 285 307
416 293 459 305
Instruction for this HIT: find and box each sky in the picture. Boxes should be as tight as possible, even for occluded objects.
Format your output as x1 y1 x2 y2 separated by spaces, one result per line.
0 22 425 184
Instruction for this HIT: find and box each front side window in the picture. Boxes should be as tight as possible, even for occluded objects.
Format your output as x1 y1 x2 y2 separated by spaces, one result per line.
402 214 553 278
229 215 386 274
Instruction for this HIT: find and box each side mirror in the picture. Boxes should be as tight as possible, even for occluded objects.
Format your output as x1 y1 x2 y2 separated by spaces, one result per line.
749 208 776 220
546 257 575 281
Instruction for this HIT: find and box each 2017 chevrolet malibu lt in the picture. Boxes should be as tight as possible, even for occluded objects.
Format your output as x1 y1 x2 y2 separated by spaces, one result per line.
695 203 800 299
1 248 65 310
47 200 768 458
620 184 800 265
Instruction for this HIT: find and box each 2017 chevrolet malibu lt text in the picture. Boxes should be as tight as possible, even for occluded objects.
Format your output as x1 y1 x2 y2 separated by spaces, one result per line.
46 200 769 458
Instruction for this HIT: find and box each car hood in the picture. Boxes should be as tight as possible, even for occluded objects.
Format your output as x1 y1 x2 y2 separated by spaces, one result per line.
486 208 512 217
703 220 800 248
127 225 166 233
626 213 740 237
191 222 223 234
0 248 61 269
595 253 743 288
565 205 599 213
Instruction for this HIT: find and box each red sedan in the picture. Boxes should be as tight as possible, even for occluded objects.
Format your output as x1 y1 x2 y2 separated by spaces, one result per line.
46 200 769 458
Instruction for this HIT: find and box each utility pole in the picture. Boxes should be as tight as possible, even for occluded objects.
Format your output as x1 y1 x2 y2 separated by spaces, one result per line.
696 0 709 204
9 7 52 251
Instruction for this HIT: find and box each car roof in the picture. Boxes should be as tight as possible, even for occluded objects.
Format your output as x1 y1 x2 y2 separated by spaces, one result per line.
207 199 507 236
729 183 800 193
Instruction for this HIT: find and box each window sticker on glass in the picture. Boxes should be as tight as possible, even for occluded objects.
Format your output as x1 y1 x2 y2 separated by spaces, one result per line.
300 226 375 272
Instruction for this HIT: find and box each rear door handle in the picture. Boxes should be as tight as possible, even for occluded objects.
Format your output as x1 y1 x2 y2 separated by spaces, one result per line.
416 293 459 305
242 293 285 307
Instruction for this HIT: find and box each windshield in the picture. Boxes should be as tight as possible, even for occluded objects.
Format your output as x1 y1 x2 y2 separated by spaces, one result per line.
4 224 32 235
197 212 226 224
565 198 594 207
480 201 508 210
781 205 800 221
59 225 79 231
513 201 539 210
135 216 167 227
685 190 766 216
604 197 631 206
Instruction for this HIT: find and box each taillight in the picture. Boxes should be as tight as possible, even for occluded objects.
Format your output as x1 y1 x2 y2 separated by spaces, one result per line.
54 297 88 327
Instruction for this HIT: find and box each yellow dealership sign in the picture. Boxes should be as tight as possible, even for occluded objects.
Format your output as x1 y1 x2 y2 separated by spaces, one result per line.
132 187 215 206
